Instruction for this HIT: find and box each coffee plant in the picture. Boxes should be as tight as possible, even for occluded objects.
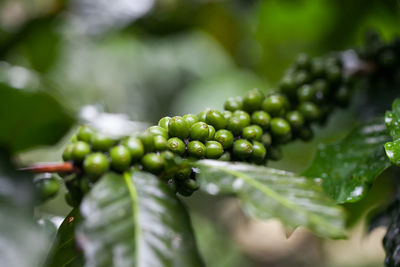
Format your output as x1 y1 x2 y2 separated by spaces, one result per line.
2 28 400 267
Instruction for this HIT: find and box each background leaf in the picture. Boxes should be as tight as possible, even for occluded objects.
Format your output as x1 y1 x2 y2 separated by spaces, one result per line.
384 98 400 165
77 170 204 267
194 160 346 239
303 119 392 203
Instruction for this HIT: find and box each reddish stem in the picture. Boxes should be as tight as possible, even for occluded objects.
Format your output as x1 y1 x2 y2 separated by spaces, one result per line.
19 162 74 173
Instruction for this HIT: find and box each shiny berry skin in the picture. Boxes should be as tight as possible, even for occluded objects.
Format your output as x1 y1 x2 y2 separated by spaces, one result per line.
294 70 311 87
183 179 199 191
205 110 227 130
167 137 186 155
83 153 110 177
187 141 206 158
224 97 243 111
233 139 253 159
242 125 263 141
260 132 272 147
77 125 93 143
174 167 192 180
262 94 287 117
250 141 267 163
279 75 297 96
71 141 91 162
183 114 199 128
138 131 155 152
158 116 171 130
190 122 209 142
123 137 144 161
154 135 168 151
214 129 234 149
141 153 165 175
62 143 75 161
148 126 169 139
205 141 224 159
270 118 291 138
168 116 190 139
297 84 315 103
227 111 251 136
35 177 60 201
295 53 311 70
70 135 78 143
90 133 115 151
110 145 131 172
208 125 216 140
219 152 231 161
286 111 304 131
222 110 232 121
251 111 271 130
298 102 321 122
242 88 264 112
198 108 211 122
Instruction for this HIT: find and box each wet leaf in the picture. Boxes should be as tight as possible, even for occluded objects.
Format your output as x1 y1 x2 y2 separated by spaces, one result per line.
195 160 347 239
303 119 392 203
77 170 204 267
384 98 400 165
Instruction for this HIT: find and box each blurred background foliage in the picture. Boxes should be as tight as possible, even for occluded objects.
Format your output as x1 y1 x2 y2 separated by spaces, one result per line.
1 0 400 266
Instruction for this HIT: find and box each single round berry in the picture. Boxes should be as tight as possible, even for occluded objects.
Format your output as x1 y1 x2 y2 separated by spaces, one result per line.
141 153 165 175
71 141 91 162
197 108 211 122
62 143 75 161
183 114 199 128
83 153 110 177
294 70 311 87
311 58 325 77
77 125 93 143
80 178 91 194
123 137 144 161
279 75 297 96
190 122 209 142
222 110 232 121
297 84 315 103
250 141 267 163
138 131 155 152
313 79 329 103
227 111 251 136
286 111 304 131
168 116 190 139
298 102 321 122
167 137 186 155
242 88 264 112
262 94 287 117
35 177 60 201
175 167 192 180
160 150 175 164
242 125 263 141
260 132 272 147
183 179 199 191
90 133 115 151
154 135 168 151
208 125 216 140
205 110 227 130
219 152 231 161
270 118 291 138
224 97 243 111
326 65 342 83
148 126 169 139
205 141 224 159
214 129 234 149
187 141 206 158
295 53 311 70
233 139 253 159
70 135 78 143
158 117 171 130
251 111 271 130
110 145 131 172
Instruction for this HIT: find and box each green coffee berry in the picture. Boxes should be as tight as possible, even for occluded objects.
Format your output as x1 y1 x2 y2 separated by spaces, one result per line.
80 178 91 194
175 167 192 180
251 111 271 130
208 125 216 140
286 111 304 130
270 118 291 138
311 58 325 77
65 191 80 208
183 179 199 191
242 125 263 141
214 129 234 149
326 65 342 83
154 135 168 151
297 84 315 103
158 116 171 130
183 114 199 128
70 135 78 143
242 88 264 112
71 141 91 162
294 70 311 86
141 153 165 175
260 132 272 147
168 116 190 139
262 94 287 117
62 143 75 161
227 111 251 136
123 137 144 161
90 132 115 151
205 109 227 130
83 153 109 177
233 139 253 159
110 145 131 172
224 97 243 111
279 75 297 96
205 141 224 159
167 137 186 155
198 108 211 122
222 110 232 121
35 177 60 201
187 141 206 158
313 79 329 103
138 131 156 152
148 126 169 139
250 141 267 163
298 102 321 122
77 125 93 143
190 122 209 142
295 53 311 70
219 152 231 161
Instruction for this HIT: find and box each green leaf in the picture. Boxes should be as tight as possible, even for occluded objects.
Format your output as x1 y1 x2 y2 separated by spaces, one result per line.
0 83 74 153
384 98 400 165
44 209 84 267
194 160 346 239
303 119 392 203
77 170 204 267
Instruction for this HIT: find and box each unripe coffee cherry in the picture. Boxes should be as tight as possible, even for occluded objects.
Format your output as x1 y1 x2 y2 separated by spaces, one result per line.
187 141 206 158
183 179 199 191
313 79 329 103
205 141 224 159
297 84 315 103
183 114 199 128
168 116 189 139
294 70 311 87
286 111 305 131
311 58 325 77
175 167 192 180
224 97 243 111
35 177 60 202
279 75 297 96
83 153 109 177
167 137 186 155
71 141 91 162
214 129 234 149
62 143 75 161
270 118 291 138
110 145 131 172
123 137 144 161
198 108 211 122
295 53 311 70
138 131 156 152
158 117 171 130
154 135 168 151
227 111 251 136
222 110 232 121
242 125 263 141
326 65 342 83
250 141 267 163
260 132 272 147
242 88 264 112
251 111 271 130
205 110 227 130
190 122 209 142
77 125 93 143
233 139 253 159
90 133 115 151
262 94 287 117
298 102 321 122
148 126 169 139
141 153 165 174
219 152 231 161
208 125 216 140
